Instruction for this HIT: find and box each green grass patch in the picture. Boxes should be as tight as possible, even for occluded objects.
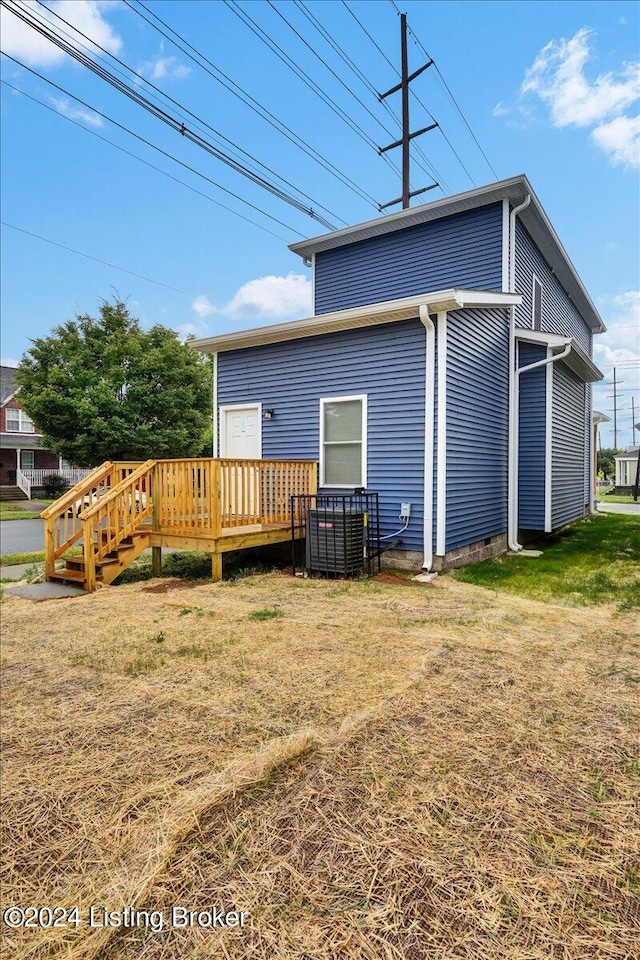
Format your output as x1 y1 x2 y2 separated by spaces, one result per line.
114 549 278 585
248 607 285 621
0 550 46 566
451 514 640 608
0 506 42 520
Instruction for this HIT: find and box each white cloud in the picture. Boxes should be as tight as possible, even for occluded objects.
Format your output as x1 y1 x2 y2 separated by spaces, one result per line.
192 295 216 319
521 28 639 128
591 114 640 168
49 95 104 128
594 291 640 368
1 358 20 368
223 273 312 320
191 273 312 326
492 101 509 117
0 1 122 68
138 44 191 82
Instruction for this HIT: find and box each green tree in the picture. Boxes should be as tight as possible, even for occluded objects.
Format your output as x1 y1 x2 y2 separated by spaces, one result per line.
597 447 621 480
16 299 212 467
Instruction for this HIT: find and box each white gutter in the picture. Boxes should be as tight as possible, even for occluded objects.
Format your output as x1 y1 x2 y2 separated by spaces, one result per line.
419 304 436 572
436 311 447 556
507 194 531 552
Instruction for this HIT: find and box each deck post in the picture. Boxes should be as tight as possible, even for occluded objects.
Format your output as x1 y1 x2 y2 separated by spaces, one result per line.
151 465 162 577
211 551 222 582
82 519 96 592
44 518 56 580
309 461 318 495
211 459 222 537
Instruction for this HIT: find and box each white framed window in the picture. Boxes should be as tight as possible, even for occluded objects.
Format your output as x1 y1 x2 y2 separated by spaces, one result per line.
319 394 367 488
532 275 543 331
21 451 35 471
5 407 35 433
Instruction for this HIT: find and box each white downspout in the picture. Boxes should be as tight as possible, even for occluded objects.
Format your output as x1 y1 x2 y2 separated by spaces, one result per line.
212 352 218 457
507 194 531 552
420 304 436 571
436 310 447 557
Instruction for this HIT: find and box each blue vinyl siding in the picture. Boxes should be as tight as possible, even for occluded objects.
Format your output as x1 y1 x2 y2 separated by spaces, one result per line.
315 204 503 315
551 360 587 529
514 220 592 353
518 341 547 530
217 319 428 553
445 308 509 551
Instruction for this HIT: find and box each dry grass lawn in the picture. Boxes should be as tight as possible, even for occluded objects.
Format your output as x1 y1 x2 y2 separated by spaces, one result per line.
1 571 638 959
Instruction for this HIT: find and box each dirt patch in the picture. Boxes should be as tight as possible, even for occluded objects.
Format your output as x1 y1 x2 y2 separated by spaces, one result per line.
1 571 638 959
141 578 204 594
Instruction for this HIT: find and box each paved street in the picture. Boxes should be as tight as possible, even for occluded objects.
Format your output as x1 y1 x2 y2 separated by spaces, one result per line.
597 502 640 516
0 518 45 556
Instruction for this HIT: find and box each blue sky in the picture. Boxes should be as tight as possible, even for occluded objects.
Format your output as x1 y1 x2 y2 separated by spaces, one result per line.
1 0 638 449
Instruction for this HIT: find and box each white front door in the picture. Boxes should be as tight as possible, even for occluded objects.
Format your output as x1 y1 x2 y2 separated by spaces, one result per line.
220 405 262 520
221 405 262 459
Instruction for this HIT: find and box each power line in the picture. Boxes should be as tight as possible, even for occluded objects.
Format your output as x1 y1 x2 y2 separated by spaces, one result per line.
127 0 380 209
1 80 290 242
2 0 337 229
2 53 305 237
223 0 403 182
389 0 499 179
30 0 342 227
1 221 190 295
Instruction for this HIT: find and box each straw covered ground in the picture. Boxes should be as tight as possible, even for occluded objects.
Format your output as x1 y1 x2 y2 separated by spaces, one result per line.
1 571 638 959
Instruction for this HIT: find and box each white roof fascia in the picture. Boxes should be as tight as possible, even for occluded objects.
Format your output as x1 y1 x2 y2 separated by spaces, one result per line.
289 175 605 335
592 411 610 424
190 289 522 354
515 327 602 382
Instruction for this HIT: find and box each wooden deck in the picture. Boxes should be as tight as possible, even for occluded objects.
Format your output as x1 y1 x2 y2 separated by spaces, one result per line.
41 458 316 591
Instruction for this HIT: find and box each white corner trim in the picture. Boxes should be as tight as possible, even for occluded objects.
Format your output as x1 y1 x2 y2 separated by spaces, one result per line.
311 252 316 317
212 352 218 457
501 198 510 292
318 394 367 488
436 311 447 556
218 402 262 458
544 349 553 532
532 273 542 331
419 305 436 571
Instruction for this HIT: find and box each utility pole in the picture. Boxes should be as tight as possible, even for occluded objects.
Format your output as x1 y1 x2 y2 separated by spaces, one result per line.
633 396 636 446
613 367 618 449
379 13 438 211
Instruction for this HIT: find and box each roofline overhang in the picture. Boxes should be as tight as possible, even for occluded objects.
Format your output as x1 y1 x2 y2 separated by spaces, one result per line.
592 411 610 424
515 326 604 382
190 289 522 354
289 175 605 335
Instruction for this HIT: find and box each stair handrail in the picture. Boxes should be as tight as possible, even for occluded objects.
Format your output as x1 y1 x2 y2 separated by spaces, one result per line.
79 460 156 590
40 461 114 520
16 467 32 500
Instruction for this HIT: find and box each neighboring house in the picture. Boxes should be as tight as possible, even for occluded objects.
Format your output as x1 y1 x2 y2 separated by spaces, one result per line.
192 175 605 571
0 365 60 491
615 446 639 490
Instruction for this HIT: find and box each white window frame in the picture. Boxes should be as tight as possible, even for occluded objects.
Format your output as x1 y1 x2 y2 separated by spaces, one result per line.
21 450 35 471
532 274 543 331
5 407 35 433
319 394 367 488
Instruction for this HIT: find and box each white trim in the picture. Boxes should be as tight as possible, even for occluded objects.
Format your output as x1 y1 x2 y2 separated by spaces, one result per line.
532 274 542 331
212 352 218 457
419 305 436 571
190 289 522 354
501 198 510 291
311 252 316 316
319 394 367 488
436 311 447 556
218 402 262 458
544 348 553 532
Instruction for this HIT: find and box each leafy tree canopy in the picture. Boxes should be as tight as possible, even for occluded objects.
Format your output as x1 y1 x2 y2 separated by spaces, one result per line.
597 447 622 480
16 299 212 467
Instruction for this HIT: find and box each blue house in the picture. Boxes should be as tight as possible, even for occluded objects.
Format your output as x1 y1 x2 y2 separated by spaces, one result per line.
192 175 604 571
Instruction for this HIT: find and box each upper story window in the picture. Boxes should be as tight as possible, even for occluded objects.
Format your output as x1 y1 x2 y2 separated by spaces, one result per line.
320 395 367 487
5 407 35 433
532 276 543 331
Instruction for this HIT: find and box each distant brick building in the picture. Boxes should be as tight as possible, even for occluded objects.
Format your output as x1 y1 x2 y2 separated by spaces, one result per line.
0 365 60 488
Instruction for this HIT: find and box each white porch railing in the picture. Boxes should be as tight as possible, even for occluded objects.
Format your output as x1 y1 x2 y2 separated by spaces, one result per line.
17 468 94 499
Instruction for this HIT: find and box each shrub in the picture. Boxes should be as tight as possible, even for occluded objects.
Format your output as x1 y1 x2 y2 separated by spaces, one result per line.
41 474 70 498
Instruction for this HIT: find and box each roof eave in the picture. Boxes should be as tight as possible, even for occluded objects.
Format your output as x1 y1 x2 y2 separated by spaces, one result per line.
190 289 522 354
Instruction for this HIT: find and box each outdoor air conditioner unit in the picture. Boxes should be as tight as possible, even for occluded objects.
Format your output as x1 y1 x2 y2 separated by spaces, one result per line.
306 505 365 576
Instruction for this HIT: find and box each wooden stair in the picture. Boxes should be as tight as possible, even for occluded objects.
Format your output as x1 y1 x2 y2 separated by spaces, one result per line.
49 529 150 589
